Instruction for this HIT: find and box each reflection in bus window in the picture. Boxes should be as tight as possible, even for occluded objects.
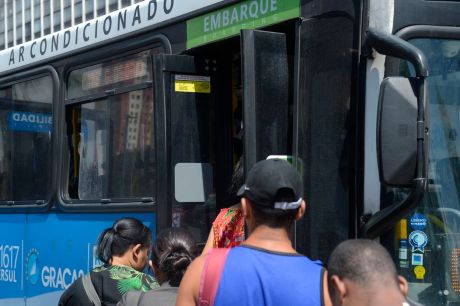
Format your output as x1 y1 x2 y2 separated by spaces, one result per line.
67 90 155 200
66 52 154 201
67 52 151 99
0 75 53 202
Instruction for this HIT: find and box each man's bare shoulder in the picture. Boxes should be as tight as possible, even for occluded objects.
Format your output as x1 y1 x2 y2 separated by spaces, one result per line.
176 254 207 306
186 254 206 279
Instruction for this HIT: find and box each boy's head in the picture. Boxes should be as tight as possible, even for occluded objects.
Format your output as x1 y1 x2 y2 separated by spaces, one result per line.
327 239 409 306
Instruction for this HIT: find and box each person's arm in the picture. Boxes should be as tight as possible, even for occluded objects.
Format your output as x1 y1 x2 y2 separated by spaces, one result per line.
201 227 214 255
175 255 206 306
322 270 332 306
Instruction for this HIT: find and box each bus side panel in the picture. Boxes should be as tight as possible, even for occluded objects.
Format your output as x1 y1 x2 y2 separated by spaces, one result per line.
0 212 155 305
0 214 25 305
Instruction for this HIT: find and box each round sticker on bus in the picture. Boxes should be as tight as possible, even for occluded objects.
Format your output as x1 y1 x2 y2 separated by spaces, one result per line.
409 230 428 253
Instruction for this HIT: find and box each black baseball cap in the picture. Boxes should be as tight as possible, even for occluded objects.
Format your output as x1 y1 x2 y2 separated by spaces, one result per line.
237 159 303 210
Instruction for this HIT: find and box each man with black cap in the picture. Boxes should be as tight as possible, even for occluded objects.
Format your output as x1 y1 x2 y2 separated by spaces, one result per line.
176 159 331 306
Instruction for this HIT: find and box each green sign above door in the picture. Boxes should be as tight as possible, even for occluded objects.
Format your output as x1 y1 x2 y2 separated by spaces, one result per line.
187 0 300 49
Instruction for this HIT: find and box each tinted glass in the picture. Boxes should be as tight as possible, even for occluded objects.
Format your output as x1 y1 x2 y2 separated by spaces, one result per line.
388 38 460 306
66 52 155 201
295 18 354 261
0 76 53 203
170 73 216 244
67 52 151 99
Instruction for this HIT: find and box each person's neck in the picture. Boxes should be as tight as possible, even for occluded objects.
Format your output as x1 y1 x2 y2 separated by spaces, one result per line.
242 225 296 253
349 286 406 306
154 267 168 285
110 255 132 267
229 203 241 209
371 289 407 306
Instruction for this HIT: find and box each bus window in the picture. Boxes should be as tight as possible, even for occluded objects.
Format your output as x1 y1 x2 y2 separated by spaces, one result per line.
65 51 155 202
0 75 53 203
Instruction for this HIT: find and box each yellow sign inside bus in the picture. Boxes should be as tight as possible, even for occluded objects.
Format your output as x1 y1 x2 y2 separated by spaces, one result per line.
174 75 211 93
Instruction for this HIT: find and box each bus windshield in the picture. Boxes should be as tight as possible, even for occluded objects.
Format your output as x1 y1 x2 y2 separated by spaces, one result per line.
394 37 460 305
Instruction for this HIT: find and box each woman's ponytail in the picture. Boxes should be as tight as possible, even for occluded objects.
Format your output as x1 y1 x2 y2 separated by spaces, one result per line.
96 228 116 265
96 218 152 265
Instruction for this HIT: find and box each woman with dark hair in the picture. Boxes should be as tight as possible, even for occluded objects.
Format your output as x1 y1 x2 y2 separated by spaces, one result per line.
59 217 158 306
118 227 197 306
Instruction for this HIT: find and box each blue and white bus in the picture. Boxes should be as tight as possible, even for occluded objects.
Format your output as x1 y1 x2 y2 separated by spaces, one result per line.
0 0 460 305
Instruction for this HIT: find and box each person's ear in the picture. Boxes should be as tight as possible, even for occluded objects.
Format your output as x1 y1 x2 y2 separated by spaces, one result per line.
241 198 256 231
398 275 409 296
241 198 251 219
331 275 347 303
295 200 307 221
132 244 142 260
149 259 154 271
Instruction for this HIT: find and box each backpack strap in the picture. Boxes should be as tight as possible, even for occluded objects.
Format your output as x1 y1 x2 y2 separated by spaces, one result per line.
117 291 146 306
136 291 146 306
198 248 231 306
82 274 101 306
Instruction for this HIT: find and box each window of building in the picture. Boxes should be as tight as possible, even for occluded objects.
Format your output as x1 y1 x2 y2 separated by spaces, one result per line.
33 0 41 38
85 0 94 21
74 0 82 24
96 0 105 17
64 0 71 28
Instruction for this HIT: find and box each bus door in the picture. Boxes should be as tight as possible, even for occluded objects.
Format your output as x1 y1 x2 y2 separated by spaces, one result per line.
240 30 290 171
153 29 290 245
153 54 218 245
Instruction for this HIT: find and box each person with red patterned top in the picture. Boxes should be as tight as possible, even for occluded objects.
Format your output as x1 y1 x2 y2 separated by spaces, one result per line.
201 157 245 254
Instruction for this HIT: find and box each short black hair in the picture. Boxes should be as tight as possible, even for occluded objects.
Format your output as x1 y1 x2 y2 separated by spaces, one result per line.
250 188 299 229
327 239 398 286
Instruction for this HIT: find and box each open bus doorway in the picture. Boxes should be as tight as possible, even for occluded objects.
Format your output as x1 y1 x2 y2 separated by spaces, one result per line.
154 23 296 248
186 37 244 211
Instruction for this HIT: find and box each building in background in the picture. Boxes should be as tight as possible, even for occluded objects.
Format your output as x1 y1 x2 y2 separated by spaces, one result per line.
0 0 145 51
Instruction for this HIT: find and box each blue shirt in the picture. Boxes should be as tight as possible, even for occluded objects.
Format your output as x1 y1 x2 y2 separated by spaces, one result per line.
214 245 324 306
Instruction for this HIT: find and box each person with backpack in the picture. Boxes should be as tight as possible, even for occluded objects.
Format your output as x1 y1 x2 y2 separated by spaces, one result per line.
176 159 332 306
58 217 158 306
117 227 197 306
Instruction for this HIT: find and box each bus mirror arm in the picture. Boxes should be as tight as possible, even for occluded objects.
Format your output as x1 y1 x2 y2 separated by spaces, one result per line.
365 28 428 77
362 178 427 239
362 28 429 239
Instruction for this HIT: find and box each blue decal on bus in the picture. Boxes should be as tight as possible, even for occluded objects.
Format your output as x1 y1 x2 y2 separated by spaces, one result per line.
0 212 155 301
8 111 52 133
409 213 427 230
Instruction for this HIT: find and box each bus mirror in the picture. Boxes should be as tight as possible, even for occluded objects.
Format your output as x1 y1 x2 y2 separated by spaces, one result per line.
378 77 418 187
